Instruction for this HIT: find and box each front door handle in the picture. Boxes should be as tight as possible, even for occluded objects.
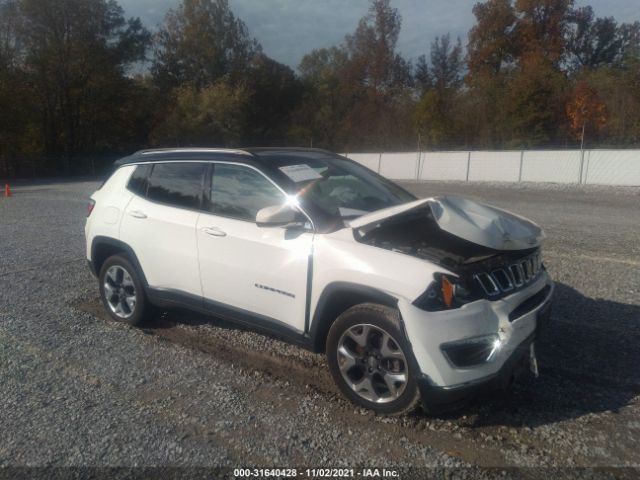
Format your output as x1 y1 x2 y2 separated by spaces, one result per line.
129 210 147 219
202 227 227 237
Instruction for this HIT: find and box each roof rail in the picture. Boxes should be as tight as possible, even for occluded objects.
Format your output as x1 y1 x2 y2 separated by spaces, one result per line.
134 148 252 156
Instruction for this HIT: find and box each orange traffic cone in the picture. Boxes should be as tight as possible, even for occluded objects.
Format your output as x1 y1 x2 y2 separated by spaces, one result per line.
4 183 11 197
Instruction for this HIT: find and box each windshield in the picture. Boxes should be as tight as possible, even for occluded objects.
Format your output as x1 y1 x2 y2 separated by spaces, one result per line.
273 156 416 223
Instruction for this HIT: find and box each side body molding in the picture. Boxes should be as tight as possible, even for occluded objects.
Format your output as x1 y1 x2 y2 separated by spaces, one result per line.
91 238 411 355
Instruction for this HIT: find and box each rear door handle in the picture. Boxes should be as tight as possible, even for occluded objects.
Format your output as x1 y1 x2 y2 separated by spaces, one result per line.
129 210 147 219
202 226 227 237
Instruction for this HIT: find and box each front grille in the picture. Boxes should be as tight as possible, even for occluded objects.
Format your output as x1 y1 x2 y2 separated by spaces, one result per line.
474 251 543 296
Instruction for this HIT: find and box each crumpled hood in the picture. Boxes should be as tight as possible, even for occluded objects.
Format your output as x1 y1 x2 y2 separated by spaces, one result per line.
348 196 544 251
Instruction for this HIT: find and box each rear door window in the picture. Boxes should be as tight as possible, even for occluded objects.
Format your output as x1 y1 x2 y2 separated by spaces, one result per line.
146 162 206 210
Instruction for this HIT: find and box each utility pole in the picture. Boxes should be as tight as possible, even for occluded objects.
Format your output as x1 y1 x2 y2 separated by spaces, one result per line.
416 133 422 180
578 122 586 184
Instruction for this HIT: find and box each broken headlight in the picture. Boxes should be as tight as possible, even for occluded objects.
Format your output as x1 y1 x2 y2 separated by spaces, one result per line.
413 273 480 311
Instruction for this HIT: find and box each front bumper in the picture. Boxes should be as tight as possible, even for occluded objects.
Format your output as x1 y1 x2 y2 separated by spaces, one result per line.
417 331 538 412
398 272 554 409
87 259 97 277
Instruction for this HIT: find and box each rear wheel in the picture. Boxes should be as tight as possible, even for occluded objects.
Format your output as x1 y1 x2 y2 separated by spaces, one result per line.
326 303 421 415
98 254 151 327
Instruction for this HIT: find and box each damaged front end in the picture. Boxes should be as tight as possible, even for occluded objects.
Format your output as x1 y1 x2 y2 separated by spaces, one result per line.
351 196 546 310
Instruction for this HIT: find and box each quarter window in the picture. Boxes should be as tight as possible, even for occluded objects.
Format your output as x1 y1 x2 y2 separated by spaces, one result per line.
146 162 206 209
126 164 152 196
210 164 285 221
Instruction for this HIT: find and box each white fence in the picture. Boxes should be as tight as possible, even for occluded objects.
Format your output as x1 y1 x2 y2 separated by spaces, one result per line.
342 149 640 186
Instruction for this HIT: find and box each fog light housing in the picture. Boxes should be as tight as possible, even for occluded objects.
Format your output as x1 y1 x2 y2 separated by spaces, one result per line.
441 334 502 368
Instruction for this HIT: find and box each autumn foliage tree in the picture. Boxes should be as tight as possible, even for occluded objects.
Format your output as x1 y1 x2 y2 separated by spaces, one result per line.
151 0 301 148
292 0 413 151
2 0 640 178
414 35 464 148
0 0 34 177
566 81 608 145
465 0 516 147
505 0 573 146
0 0 150 175
463 0 637 149
566 6 623 70
151 0 259 91
151 82 250 147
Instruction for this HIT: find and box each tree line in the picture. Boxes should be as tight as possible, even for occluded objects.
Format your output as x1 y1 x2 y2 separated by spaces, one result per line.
0 0 639 177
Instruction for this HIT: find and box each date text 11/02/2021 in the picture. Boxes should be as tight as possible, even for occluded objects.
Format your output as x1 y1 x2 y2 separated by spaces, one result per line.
233 468 400 478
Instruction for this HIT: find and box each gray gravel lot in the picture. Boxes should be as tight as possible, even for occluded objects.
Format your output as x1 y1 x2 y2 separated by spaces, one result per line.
0 179 639 477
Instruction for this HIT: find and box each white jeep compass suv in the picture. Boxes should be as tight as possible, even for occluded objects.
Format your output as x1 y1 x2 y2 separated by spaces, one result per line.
85 148 553 414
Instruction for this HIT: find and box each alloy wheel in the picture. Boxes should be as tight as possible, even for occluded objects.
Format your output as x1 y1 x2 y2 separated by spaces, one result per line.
103 265 137 319
336 324 408 403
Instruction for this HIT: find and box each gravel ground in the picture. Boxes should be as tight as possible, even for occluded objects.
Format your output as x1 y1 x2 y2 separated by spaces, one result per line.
0 179 639 478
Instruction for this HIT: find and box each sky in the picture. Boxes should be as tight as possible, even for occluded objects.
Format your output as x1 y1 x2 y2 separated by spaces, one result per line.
120 0 640 70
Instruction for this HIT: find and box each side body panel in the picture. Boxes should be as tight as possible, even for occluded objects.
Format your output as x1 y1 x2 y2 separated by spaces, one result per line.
85 166 136 261
118 194 202 295
309 228 442 324
197 212 313 332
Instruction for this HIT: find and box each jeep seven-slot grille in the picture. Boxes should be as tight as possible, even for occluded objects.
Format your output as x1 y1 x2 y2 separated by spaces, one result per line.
474 252 542 296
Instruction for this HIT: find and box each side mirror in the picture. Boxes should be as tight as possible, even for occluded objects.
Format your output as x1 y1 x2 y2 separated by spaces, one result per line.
256 204 299 227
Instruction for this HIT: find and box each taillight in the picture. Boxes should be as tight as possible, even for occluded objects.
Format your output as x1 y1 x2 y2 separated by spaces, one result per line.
87 199 96 217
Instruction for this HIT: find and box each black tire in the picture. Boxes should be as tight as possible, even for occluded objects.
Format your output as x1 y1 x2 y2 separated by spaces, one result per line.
326 303 421 415
98 254 152 327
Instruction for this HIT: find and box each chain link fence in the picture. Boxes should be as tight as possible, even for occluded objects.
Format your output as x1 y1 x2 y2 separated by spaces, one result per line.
343 149 640 186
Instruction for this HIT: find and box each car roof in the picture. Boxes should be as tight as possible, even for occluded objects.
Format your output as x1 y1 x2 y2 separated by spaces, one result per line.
113 147 342 167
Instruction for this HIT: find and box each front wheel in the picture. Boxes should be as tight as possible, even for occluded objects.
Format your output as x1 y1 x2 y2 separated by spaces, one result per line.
326 303 421 415
98 254 152 327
